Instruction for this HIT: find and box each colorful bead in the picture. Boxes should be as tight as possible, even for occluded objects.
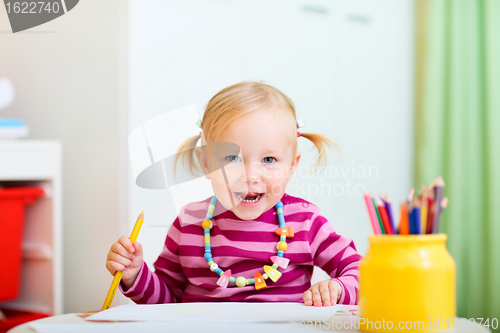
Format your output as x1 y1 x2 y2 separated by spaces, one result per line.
268 269 281 282
236 277 246 287
208 260 214 266
230 276 236 283
254 271 267 290
277 250 284 257
264 265 282 282
271 263 278 270
204 253 212 261
280 235 286 241
263 274 268 279
215 268 222 275
210 263 218 271
277 241 287 251
205 246 211 253
202 219 213 229
204 234 210 243
271 256 289 269
217 269 231 288
274 227 294 238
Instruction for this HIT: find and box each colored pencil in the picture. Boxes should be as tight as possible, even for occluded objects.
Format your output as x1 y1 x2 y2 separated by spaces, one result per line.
364 179 448 236
407 187 415 205
377 198 394 235
399 201 410 235
363 190 381 234
426 187 435 234
102 211 144 310
413 197 422 234
382 193 396 234
433 197 448 233
409 207 415 234
371 196 386 234
420 185 428 233
431 177 445 233
441 197 449 210
426 210 435 234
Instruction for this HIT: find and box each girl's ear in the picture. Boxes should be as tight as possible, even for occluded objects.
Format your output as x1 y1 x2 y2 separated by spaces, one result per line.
289 151 301 177
195 146 212 180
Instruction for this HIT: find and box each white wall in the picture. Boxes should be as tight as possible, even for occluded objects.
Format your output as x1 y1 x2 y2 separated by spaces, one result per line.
0 0 128 312
0 0 413 312
127 0 414 277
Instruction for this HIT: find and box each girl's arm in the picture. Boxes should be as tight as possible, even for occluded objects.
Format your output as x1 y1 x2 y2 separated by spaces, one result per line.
119 217 187 303
308 213 362 305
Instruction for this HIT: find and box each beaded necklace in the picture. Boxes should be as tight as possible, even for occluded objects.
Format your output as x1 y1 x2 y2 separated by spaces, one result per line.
202 195 294 290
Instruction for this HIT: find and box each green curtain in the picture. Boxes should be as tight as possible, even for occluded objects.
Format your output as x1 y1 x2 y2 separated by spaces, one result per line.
415 0 500 326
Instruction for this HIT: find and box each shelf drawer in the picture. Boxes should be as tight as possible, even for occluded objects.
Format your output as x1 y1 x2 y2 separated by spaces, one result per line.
0 141 61 180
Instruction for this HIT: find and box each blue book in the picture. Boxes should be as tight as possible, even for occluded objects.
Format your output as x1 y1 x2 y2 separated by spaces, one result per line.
0 118 26 127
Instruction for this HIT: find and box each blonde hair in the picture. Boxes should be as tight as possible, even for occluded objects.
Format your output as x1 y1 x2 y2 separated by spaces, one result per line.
174 80 339 178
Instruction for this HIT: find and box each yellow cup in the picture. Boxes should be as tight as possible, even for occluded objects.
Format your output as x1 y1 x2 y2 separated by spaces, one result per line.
359 234 456 332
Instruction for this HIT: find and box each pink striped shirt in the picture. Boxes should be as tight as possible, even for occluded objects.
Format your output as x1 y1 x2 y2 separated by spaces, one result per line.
119 193 361 304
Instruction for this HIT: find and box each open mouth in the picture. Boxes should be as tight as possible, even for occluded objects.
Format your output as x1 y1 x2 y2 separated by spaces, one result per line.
234 192 264 203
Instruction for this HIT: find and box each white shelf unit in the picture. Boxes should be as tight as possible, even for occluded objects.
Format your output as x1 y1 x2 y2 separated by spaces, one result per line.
0 140 62 315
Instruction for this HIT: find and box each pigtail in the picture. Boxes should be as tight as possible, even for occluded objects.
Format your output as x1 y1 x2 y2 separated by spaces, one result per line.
299 132 341 175
173 134 202 180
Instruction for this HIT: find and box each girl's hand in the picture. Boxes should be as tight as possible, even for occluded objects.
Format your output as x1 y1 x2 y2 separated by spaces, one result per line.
303 280 342 307
106 236 144 290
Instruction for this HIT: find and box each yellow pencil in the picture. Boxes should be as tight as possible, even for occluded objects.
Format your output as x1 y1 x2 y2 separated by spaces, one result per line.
420 185 428 233
102 211 144 310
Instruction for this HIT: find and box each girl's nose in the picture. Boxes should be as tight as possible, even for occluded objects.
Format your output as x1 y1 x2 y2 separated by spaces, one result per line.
241 162 262 184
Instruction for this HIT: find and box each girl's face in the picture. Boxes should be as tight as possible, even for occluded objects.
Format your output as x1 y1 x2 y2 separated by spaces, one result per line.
196 109 301 221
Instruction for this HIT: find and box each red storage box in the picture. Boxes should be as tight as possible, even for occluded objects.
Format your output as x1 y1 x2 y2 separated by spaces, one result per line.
0 307 49 333
0 187 44 302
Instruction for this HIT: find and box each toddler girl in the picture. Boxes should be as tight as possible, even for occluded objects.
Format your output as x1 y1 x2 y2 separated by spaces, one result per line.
106 81 361 306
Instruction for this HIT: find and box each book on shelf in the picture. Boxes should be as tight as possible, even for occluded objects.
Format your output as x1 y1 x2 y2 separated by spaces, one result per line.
0 118 29 139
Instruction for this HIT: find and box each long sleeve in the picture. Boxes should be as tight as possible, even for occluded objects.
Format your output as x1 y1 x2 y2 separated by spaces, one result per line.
308 213 362 305
119 217 187 304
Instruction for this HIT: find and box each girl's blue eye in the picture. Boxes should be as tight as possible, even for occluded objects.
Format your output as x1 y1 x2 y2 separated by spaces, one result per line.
226 156 276 163
226 155 240 163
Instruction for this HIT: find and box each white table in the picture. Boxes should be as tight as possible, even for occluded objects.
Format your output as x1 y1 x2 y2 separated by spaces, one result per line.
8 305 491 333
